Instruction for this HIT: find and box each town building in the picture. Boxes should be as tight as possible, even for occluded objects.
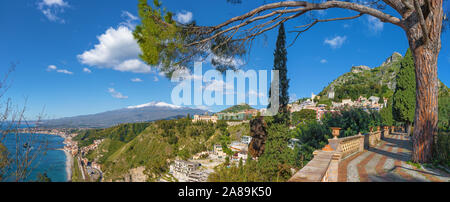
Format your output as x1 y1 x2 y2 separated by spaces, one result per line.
192 114 218 123
169 160 206 182
213 144 226 158
229 141 248 152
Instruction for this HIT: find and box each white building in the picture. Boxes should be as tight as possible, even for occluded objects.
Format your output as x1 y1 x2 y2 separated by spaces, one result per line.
241 135 252 145
170 160 202 182
288 138 300 149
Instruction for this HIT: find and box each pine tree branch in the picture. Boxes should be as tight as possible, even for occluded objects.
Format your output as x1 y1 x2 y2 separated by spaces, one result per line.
413 0 430 42
289 13 364 47
186 1 403 47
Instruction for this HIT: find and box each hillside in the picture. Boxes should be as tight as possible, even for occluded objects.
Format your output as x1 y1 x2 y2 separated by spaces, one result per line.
220 103 254 113
317 52 449 102
79 118 224 181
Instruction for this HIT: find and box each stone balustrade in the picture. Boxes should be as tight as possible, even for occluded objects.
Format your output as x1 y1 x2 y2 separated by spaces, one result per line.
289 126 393 182
364 129 381 149
331 134 364 159
288 150 341 182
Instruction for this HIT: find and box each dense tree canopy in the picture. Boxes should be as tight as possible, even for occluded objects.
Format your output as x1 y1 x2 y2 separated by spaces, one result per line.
291 109 316 126
322 108 381 136
392 49 416 132
268 23 290 124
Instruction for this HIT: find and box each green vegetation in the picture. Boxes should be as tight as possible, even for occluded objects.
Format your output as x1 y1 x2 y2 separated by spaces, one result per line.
133 0 184 75
433 94 450 167
293 121 331 167
35 172 51 182
380 97 394 126
208 116 335 182
71 156 83 182
317 53 402 102
406 161 422 170
268 23 290 124
208 120 297 182
0 143 8 181
322 108 381 137
73 122 150 147
291 109 316 126
220 104 254 113
393 49 416 135
332 73 392 101
82 118 236 181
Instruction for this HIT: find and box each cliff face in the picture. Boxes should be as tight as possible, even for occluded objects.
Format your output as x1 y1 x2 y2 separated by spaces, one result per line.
319 52 403 100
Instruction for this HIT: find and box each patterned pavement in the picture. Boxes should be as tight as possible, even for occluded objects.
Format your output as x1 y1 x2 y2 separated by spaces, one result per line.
338 133 450 182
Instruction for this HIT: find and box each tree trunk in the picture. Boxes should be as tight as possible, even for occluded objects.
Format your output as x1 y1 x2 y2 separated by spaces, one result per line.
404 0 443 163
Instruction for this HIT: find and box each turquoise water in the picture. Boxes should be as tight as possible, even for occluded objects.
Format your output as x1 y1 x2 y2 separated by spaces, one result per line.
1 133 67 182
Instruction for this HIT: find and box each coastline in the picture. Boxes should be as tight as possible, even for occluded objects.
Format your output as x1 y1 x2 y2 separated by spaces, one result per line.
63 149 73 182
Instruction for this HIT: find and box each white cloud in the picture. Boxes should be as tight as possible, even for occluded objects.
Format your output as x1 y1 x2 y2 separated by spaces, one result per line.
320 59 327 64
324 36 347 49
204 80 235 94
120 11 138 29
46 65 73 74
78 26 152 73
367 16 384 33
131 78 143 82
108 88 128 99
83 67 92 73
289 93 298 103
56 69 73 74
42 0 68 6
47 65 57 71
175 11 193 24
37 0 69 23
248 89 265 98
153 76 159 82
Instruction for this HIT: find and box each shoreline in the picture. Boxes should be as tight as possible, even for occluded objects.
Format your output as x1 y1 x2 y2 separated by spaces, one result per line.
63 149 73 182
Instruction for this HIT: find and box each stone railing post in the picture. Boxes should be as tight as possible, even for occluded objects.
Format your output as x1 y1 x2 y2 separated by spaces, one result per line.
358 133 364 152
383 126 389 138
328 152 341 182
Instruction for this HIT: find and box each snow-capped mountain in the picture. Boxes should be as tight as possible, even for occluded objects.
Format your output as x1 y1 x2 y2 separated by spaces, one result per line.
42 102 207 128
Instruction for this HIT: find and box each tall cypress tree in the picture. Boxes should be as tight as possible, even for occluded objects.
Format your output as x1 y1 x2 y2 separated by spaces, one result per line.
268 23 289 124
393 49 416 135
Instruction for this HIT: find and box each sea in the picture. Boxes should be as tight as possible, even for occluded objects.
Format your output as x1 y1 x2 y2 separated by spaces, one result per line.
1 131 68 182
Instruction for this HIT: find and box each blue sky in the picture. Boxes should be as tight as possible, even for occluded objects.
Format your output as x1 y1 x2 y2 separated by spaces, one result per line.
0 0 449 119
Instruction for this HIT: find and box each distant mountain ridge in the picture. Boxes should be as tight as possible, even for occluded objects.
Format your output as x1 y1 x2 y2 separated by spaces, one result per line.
42 102 208 128
220 103 254 113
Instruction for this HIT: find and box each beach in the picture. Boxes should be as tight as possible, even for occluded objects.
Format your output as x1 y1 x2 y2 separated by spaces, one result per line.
63 149 73 182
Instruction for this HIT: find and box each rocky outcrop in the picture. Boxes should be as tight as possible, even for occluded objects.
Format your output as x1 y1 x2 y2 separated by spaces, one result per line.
123 166 148 182
248 117 268 158
351 65 371 73
381 52 402 66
